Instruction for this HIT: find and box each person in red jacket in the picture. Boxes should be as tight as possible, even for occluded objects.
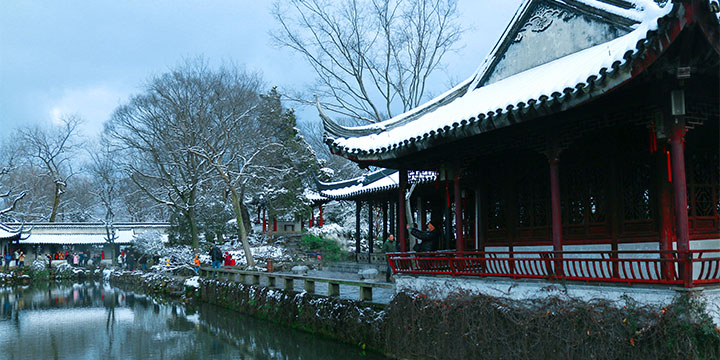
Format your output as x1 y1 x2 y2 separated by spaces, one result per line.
223 252 232 267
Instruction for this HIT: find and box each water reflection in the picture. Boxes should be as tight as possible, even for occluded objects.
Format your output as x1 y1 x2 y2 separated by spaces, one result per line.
0 283 387 360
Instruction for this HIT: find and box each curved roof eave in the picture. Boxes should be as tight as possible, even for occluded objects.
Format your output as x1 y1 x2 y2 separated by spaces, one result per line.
323 2 683 163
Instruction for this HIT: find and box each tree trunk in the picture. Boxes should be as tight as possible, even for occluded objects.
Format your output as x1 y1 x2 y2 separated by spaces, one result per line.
231 188 255 267
49 182 63 222
186 208 199 249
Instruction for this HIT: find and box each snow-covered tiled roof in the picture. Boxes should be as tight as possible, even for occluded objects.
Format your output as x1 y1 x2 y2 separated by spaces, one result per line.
323 1 683 161
304 189 329 203
316 168 436 200
1 222 170 245
18 230 136 245
0 223 21 240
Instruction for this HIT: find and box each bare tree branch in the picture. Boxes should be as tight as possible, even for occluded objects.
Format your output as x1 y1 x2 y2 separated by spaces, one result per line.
272 0 462 123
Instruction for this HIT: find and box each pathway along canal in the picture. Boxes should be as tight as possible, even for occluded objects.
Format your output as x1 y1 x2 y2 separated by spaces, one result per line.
0 282 389 359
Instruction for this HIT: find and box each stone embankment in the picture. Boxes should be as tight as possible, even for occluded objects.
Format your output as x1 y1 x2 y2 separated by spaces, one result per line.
105 268 189 299
0 261 102 284
105 269 720 359
199 278 386 350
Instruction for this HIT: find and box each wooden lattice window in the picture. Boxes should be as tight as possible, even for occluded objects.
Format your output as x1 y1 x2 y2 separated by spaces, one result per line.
616 126 656 236
487 186 505 230
517 158 550 241
686 121 720 238
561 149 609 238
622 160 654 221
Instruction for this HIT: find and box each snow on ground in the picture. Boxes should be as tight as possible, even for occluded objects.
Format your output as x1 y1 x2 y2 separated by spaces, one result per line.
184 276 200 288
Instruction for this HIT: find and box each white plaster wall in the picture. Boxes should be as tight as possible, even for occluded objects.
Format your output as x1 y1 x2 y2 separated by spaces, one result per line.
395 275 720 326
486 4 626 85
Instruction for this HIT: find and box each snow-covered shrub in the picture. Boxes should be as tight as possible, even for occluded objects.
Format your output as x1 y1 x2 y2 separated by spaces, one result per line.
31 259 46 272
133 230 165 255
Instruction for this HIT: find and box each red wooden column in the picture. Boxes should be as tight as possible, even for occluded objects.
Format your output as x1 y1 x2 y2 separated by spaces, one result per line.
548 148 564 276
319 204 324 227
655 141 676 280
669 117 692 287
262 208 267 232
398 170 408 252
454 169 464 252
273 218 277 232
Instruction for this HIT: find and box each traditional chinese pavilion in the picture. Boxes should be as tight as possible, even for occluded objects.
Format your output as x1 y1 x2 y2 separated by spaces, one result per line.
315 168 437 260
320 0 720 288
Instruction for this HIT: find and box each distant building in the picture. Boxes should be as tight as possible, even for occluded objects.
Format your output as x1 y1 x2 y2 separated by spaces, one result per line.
4 222 169 262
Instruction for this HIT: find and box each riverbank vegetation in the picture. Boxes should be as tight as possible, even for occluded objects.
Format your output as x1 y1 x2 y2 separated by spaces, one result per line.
197 276 719 360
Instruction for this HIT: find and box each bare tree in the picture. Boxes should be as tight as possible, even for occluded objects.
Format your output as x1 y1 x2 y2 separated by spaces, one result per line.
105 60 222 247
272 0 462 123
184 70 263 267
188 87 319 267
0 142 26 220
17 115 81 222
87 140 123 264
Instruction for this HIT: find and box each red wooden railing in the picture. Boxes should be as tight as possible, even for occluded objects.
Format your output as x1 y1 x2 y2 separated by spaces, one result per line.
387 249 720 288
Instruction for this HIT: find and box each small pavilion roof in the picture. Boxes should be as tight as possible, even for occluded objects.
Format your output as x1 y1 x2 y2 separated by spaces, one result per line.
321 0 689 163
0 223 21 241
316 168 436 200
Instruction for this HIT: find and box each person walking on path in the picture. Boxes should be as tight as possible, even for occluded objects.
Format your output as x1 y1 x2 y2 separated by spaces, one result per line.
192 254 201 275
209 246 223 269
382 234 399 282
18 252 25 267
139 254 148 271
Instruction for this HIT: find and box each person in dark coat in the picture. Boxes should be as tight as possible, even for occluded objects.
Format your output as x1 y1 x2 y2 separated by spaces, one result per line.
408 219 440 252
209 246 223 269
382 234 399 282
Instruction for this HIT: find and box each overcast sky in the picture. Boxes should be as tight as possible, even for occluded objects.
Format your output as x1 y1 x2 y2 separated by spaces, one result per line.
0 0 523 138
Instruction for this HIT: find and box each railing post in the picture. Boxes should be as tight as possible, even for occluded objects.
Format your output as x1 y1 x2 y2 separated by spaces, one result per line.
360 286 372 301
449 255 456 276
284 278 294 291
268 275 276 287
304 279 315 294
328 282 340 297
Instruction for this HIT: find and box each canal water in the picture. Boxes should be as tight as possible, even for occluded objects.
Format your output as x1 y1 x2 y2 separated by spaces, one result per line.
0 282 388 360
